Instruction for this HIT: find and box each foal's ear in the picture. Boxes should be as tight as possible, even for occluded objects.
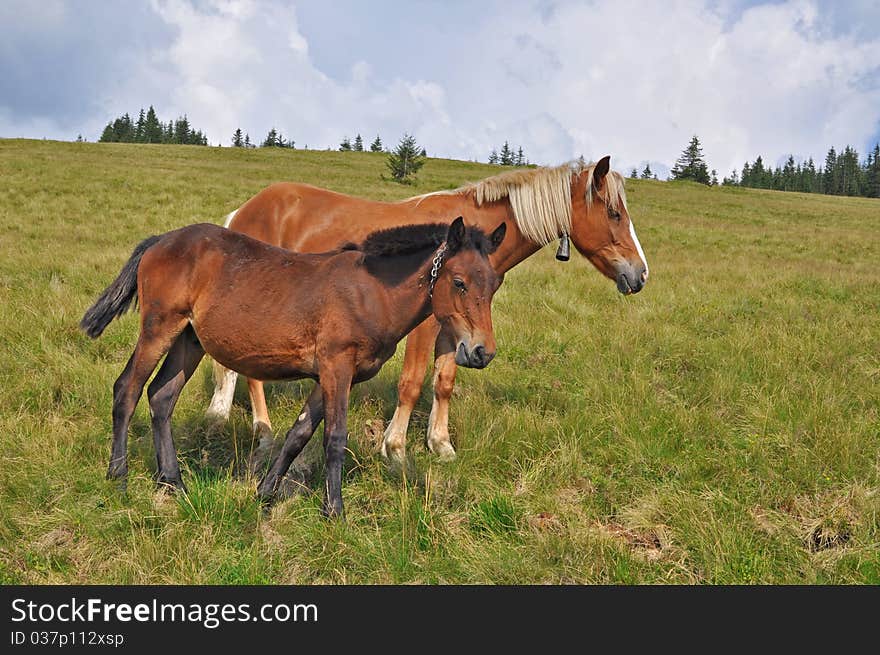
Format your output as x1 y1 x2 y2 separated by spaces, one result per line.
488 222 506 254
593 155 611 191
446 216 466 252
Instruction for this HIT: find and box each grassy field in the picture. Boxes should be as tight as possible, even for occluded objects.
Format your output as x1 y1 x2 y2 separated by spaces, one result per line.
0 138 878 584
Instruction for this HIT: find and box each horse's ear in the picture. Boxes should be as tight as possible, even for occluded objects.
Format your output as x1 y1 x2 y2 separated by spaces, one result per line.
488 222 506 254
446 216 466 252
593 155 611 191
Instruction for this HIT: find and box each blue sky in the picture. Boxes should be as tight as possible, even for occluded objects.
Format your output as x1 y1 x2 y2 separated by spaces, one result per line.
2 0 879 177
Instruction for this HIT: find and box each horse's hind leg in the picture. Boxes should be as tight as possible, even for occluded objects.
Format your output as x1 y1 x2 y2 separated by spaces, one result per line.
147 325 205 492
108 317 188 485
205 360 238 422
247 378 274 442
257 384 324 503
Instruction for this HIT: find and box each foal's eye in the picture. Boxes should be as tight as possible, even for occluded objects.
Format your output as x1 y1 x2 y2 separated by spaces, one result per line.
453 278 467 291
608 208 621 222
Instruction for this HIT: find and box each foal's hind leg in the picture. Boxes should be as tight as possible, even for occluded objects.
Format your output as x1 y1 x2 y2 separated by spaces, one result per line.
147 325 205 492
108 317 188 485
257 384 324 503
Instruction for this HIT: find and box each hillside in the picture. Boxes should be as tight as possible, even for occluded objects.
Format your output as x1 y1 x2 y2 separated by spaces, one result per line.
0 139 878 583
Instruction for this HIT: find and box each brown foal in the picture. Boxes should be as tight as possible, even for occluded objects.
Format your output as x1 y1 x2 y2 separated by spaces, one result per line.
81 217 505 517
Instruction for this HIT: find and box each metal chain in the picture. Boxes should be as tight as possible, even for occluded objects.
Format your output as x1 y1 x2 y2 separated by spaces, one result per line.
428 242 448 297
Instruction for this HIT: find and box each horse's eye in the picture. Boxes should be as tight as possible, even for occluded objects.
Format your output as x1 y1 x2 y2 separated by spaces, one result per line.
453 278 467 291
608 209 621 222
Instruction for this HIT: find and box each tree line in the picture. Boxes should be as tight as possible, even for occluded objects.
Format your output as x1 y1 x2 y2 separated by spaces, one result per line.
668 135 880 198
99 106 208 145
727 144 880 198
488 141 528 166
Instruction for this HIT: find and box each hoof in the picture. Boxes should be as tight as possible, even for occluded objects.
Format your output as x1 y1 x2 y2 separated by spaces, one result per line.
380 439 407 464
321 500 345 520
253 420 274 441
428 439 457 462
256 475 278 506
204 408 230 431
156 475 187 494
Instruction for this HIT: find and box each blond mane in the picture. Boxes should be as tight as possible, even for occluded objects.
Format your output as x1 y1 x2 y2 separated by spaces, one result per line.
411 160 628 246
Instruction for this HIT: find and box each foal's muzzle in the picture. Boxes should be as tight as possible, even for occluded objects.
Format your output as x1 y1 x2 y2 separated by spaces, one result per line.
455 342 495 369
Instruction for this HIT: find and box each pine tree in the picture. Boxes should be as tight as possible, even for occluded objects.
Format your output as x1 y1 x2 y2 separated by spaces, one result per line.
244 133 252 148
823 147 838 194
629 168 638 179
386 133 425 183
868 143 880 198
353 134 363 151
135 108 146 142
232 128 244 147
710 169 718 186
488 149 499 164
499 141 513 166
515 146 525 166
670 135 710 184
339 136 352 151
143 106 163 143
740 162 751 187
752 156 766 188
370 135 382 152
99 123 115 142
262 128 278 147
641 164 653 179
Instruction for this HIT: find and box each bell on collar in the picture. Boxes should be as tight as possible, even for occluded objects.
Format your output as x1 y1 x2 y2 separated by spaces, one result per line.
555 234 570 261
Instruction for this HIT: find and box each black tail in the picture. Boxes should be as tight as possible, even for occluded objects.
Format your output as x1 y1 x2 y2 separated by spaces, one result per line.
80 235 162 338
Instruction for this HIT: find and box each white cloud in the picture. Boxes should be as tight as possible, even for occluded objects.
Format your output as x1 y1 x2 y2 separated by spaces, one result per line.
3 0 878 178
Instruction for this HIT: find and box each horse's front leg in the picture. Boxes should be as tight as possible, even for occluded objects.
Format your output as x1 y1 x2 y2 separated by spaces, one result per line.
426 330 459 461
319 366 354 518
381 316 440 463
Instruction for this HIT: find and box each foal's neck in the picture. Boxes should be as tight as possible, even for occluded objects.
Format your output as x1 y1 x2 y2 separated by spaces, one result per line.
377 251 438 337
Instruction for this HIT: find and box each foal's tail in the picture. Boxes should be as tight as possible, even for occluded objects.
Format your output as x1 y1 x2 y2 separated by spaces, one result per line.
80 235 162 338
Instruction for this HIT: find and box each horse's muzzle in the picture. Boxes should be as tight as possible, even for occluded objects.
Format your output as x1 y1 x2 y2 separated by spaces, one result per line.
615 263 647 295
455 342 495 369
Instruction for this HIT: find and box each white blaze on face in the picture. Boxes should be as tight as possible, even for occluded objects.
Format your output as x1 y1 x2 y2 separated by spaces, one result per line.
223 209 238 228
629 220 649 279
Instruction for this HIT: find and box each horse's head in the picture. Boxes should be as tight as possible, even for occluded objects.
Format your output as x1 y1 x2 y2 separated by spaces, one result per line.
569 156 649 294
430 216 505 369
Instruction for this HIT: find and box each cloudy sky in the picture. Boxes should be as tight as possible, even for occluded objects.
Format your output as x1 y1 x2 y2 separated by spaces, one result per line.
2 0 879 177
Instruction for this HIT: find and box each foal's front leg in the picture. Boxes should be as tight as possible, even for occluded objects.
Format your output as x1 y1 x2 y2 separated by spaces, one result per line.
256 384 324 503
319 367 353 518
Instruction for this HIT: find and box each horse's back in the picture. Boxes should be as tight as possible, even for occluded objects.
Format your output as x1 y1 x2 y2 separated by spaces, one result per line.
227 182 471 253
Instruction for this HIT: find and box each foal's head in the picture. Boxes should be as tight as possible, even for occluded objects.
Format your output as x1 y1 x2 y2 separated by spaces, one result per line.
570 156 649 295
431 217 505 369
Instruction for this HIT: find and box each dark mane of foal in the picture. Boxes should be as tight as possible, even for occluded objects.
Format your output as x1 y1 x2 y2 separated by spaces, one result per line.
346 222 493 259
339 222 493 287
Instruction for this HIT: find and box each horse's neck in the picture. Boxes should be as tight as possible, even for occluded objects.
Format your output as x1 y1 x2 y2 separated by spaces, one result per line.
459 196 542 273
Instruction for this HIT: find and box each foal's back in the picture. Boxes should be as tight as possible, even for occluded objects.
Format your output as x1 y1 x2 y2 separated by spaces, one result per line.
139 223 369 381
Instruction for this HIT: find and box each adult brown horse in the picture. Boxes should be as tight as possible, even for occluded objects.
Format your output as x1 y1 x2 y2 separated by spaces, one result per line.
207 156 648 463
80 217 505 516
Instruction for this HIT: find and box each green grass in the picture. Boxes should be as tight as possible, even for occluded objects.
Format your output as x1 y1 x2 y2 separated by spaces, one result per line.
1 138 878 584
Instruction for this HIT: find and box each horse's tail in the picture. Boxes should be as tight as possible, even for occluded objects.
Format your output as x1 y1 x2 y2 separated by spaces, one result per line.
80 235 163 339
